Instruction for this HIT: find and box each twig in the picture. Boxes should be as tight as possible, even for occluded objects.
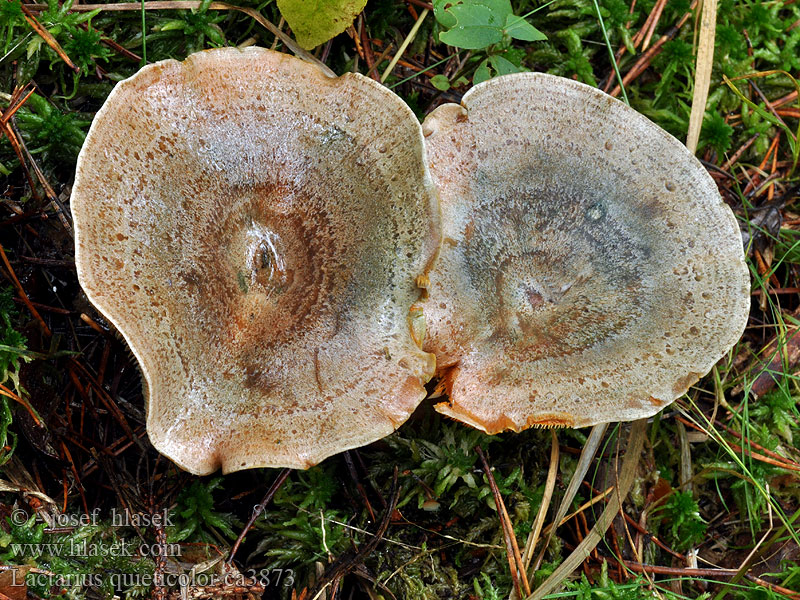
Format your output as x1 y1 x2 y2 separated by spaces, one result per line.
365 43 395 79
521 431 558 571
475 446 530 598
527 419 647 600
21 2 335 77
0 383 41 424
0 87 39 198
380 9 429 83
12 121 73 235
740 316 800 399
610 0 698 97
751 287 800 295
59 441 89 515
622 561 800 599
677 415 800 472
772 89 798 109
532 423 608 572
308 468 401 600
631 0 658 47
748 79 795 142
227 468 291 564
11 297 75 315
0 245 51 336
539 485 616 538
583 481 686 561
359 15 377 81
344 451 376 522
68 358 139 446
641 0 668 50
715 419 800 470
726 441 800 472
722 133 761 170
19 3 79 72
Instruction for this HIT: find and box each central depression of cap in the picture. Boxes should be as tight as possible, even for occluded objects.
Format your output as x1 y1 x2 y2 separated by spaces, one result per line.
72 48 441 474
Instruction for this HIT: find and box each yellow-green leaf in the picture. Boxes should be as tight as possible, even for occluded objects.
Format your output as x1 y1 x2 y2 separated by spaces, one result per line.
276 0 368 49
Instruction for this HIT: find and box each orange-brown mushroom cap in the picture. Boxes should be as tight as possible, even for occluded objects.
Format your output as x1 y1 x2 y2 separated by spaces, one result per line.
72 47 441 474
422 73 750 432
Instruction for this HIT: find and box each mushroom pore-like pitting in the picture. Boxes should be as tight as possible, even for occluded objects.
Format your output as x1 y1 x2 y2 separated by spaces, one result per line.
72 48 441 474
422 73 750 432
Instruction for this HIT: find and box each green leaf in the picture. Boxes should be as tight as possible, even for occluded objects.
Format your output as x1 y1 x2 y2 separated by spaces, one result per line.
433 0 458 28
489 54 521 76
439 3 504 49
473 58 492 83
436 0 545 50
276 0 368 50
472 54 523 84
430 74 451 91
504 13 546 42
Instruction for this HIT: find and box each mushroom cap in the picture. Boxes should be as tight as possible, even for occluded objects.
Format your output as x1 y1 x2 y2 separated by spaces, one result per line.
72 47 441 474
421 73 750 432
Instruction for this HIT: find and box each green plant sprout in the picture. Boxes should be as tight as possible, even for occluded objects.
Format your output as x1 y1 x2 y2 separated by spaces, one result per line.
168 477 238 544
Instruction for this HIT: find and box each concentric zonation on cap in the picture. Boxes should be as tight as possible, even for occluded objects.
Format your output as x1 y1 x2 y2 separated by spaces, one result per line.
421 72 750 432
72 47 441 474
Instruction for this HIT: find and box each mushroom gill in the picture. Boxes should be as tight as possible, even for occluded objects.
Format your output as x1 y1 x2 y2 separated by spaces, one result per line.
72 47 441 474
421 73 750 432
